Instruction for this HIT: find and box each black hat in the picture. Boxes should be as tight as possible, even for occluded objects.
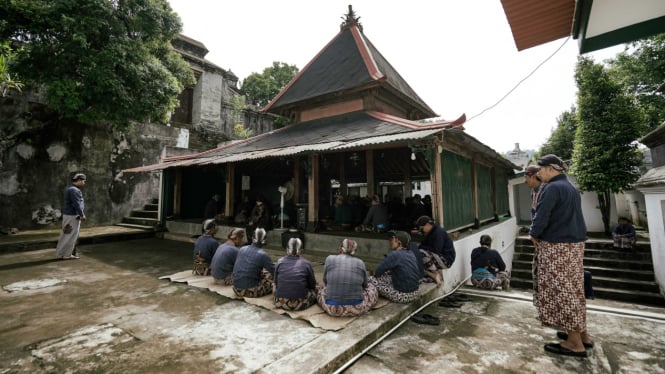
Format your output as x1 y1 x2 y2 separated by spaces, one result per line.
537 154 567 172
415 215 434 227
72 173 86 181
524 165 540 176
387 230 411 247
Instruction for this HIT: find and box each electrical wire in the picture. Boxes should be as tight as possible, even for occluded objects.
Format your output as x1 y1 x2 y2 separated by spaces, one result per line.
466 36 571 123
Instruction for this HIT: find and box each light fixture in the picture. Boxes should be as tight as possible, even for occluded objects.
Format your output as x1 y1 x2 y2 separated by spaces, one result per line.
349 152 360 166
411 152 416 161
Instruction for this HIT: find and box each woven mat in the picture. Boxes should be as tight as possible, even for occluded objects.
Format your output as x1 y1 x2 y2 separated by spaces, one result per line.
159 270 390 331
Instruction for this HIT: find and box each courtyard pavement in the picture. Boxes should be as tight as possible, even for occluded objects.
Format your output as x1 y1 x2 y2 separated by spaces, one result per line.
0 228 664 373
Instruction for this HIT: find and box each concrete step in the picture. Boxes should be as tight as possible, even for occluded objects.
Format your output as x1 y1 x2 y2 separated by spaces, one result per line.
514 247 653 262
511 266 656 282
129 209 159 219
121 217 159 227
510 275 664 307
144 203 159 212
511 269 659 293
115 223 159 231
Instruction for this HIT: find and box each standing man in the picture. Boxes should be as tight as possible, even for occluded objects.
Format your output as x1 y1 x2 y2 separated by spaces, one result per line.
55 173 87 260
530 154 592 357
524 165 542 220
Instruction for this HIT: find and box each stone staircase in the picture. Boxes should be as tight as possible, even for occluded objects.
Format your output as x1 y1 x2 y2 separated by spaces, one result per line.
116 198 160 230
511 237 665 307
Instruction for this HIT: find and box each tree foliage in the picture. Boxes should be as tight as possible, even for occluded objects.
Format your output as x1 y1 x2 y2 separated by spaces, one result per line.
0 0 194 128
241 61 298 108
539 106 578 162
0 41 23 96
608 34 665 133
571 57 645 234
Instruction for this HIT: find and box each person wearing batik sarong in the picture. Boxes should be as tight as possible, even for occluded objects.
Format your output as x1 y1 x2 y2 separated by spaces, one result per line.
530 154 591 358
274 238 317 311
317 238 378 317
192 219 219 264
470 235 510 290
55 173 87 260
211 228 245 285
612 217 637 250
415 215 456 287
232 228 275 298
369 231 420 303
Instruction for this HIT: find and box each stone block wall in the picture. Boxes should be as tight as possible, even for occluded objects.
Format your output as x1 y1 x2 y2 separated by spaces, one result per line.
0 96 212 230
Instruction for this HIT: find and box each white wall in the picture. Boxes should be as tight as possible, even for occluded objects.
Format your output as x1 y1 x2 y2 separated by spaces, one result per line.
637 186 665 296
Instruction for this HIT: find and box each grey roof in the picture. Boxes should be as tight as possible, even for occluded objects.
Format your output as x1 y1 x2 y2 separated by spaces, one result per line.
263 25 436 118
123 111 464 172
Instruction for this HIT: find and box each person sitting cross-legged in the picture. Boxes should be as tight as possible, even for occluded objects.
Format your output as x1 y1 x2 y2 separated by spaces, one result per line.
612 216 637 250
273 238 317 311
317 238 378 317
232 228 275 298
192 219 219 275
369 231 420 303
470 235 510 290
210 228 245 285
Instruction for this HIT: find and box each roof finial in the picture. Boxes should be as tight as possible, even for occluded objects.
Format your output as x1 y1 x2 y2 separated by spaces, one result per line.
340 5 362 32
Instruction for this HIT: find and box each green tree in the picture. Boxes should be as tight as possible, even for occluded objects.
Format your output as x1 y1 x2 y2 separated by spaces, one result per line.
230 95 252 139
0 42 23 97
241 61 298 108
609 34 665 133
0 0 194 128
539 106 578 162
571 57 645 234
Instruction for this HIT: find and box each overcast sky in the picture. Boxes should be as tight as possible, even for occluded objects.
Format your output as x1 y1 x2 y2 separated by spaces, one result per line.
167 0 623 154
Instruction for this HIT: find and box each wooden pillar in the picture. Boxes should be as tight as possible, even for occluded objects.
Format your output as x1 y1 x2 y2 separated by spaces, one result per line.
404 150 412 201
366 150 375 197
174 168 182 217
307 154 320 231
432 146 444 227
339 153 347 196
225 163 235 220
293 158 301 203
472 161 479 228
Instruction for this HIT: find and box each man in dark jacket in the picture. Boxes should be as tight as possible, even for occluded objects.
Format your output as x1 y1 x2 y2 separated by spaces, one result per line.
415 215 456 287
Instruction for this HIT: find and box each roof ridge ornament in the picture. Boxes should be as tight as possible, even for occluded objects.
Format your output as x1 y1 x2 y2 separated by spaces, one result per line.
340 5 362 32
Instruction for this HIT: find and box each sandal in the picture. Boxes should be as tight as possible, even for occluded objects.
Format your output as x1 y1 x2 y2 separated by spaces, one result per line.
412 313 440 325
438 300 462 308
556 331 594 348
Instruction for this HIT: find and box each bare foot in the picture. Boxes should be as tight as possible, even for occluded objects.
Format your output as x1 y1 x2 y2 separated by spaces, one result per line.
434 272 443 287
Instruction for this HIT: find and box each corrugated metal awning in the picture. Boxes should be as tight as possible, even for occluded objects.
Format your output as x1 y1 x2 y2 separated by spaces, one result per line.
123 128 441 172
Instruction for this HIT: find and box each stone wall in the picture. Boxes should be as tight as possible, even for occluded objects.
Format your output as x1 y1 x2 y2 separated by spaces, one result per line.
0 96 212 230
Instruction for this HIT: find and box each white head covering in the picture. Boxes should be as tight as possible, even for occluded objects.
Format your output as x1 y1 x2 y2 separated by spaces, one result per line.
253 228 266 244
339 238 358 255
286 237 303 256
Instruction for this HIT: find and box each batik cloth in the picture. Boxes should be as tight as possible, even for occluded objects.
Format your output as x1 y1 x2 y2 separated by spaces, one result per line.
316 283 378 317
274 289 317 311
233 273 273 298
533 240 586 332
471 269 511 290
369 273 420 303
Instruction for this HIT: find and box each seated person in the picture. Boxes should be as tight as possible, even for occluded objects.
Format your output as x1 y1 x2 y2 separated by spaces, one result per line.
192 219 219 275
470 235 510 290
210 228 245 285
612 216 637 250
369 231 420 303
247 197 272 240
356 195 389 232
232 228 275 298
204 194 222 220
330 195 354 230
274 238 317 311
415 215 456 287
317 238 378 317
